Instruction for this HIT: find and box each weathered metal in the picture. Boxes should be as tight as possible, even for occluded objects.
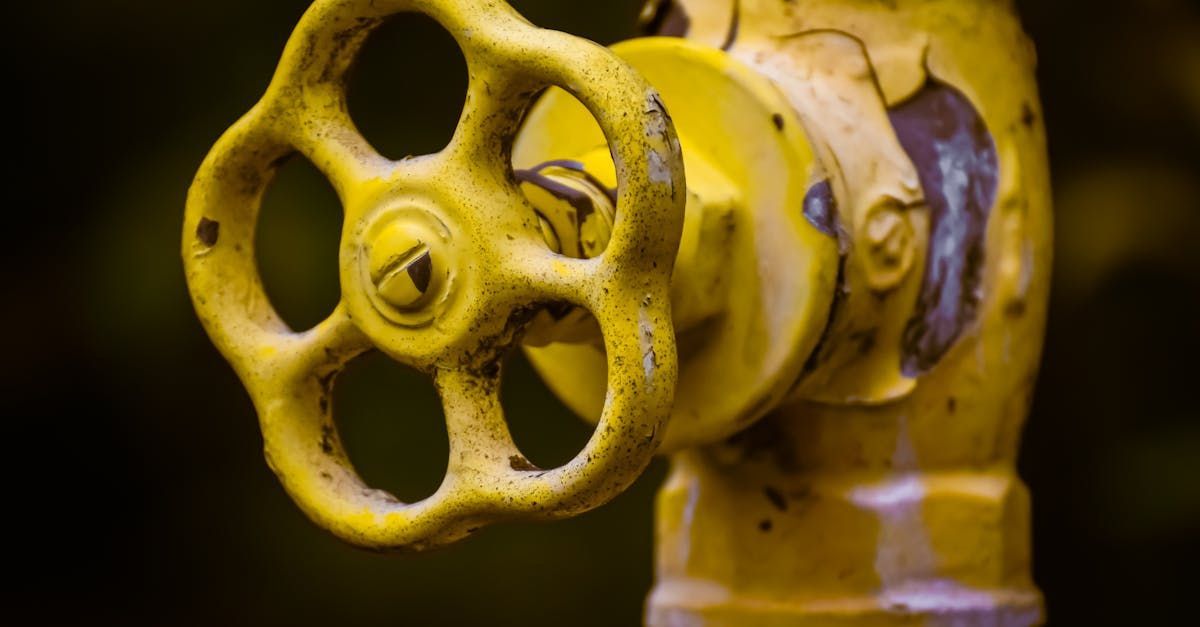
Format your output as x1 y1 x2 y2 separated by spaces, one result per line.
182 0 686 551
523 1 1050 624
184 0 1050 624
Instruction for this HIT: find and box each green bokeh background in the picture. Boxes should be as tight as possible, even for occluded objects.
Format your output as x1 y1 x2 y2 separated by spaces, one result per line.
6 0 1198 625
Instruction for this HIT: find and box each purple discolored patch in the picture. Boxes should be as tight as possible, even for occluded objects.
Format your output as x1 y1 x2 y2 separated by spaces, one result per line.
888 83 999 376
640 0 691 37
802 179 839 238
515 159 616 225
797 180 845 378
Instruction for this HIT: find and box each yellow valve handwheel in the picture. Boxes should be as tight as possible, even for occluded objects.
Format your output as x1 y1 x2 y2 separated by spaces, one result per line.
182 0 685 551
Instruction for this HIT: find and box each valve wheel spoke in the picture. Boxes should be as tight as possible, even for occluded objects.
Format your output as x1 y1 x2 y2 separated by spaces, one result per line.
184 0 685 551
498 237 598 305
287 108 395 206
435 367 523 483
268 303 373 385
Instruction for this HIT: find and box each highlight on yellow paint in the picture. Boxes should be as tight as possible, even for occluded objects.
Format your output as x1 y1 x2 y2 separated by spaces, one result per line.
184 0 1051 625
183 0 686 552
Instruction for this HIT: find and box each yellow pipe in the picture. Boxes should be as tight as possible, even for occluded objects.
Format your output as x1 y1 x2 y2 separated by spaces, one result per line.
521 1 1049 623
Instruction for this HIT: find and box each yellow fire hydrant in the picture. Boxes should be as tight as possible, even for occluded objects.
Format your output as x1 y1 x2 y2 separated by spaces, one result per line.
183 0 1050 624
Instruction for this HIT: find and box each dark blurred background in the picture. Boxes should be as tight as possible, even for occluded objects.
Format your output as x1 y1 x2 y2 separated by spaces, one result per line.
4 0 1198 624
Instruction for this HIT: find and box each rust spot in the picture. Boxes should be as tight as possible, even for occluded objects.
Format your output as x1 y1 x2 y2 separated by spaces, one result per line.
509 455 540 472
320 424 335 455
1021 102 1037 128
317 370 337 415
947 396 957 413
764 486 788 512
1004 299 1027 319
456 305 538 382
772 113 785 131
758 519 773 532
196 217 220 247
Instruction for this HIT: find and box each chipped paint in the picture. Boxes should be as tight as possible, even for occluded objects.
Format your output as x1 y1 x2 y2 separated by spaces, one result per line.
645 2 1050 626
802 179 839 238
890 82 999 376
183 0 684 552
